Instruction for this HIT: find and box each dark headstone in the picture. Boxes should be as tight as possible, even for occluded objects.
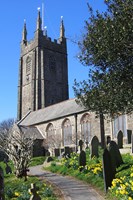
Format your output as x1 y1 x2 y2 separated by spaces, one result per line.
127 130 132 144
0 166 4 200
79 150 86 171
5 163 12 174
61 149 64 154
106 136 111 145
117 130 123 148
64 147 71 158
108 141 123 174
79 140 83 152
90 136 99 158
46 156 54 163
54 148 60 157
103 148 114 192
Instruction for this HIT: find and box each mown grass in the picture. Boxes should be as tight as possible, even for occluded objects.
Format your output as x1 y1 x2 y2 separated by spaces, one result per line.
0 156 57 200
29 156 46 166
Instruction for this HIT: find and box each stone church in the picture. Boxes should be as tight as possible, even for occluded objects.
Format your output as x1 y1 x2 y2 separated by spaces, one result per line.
17 9 133 156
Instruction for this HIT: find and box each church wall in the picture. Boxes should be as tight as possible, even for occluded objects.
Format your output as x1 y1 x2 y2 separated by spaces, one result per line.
36 111 113 148
127 114 133 131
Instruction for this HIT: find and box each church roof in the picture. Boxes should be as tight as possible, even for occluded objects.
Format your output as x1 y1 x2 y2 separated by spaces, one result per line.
19 98 88 126
19 125 44 139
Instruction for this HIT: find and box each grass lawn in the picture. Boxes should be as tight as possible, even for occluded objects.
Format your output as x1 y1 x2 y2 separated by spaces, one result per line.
0 157 58 200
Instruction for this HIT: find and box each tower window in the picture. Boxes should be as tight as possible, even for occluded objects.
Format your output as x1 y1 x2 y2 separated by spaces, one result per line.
26 56 31 74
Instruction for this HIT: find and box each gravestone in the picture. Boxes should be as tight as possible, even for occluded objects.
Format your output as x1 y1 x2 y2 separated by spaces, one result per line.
29 183 41 200
0 166 4 200
79 140 83 152
108 141 123 174
106 136 111 145
79 150 86 171
85 140 89 149
61 148 64 154
46 156 54 163
64 146 70 158
127 130 132 144
102 148 114 192
90 136 99 158
117 130 123 148
54 148 60 157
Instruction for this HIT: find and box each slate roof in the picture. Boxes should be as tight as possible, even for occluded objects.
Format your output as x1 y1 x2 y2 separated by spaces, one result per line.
19 98 88 126
19 125 44 139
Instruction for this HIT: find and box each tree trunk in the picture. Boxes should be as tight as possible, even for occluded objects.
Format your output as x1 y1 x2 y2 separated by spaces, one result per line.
100 113 105 149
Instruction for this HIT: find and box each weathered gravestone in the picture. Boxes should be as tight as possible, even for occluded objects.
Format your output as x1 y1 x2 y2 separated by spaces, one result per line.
79 150 86 171
29 183 41 200
102 148 114 192
90 136 99 158
54 148 60 157
0 166 4 200
106 136 111 145
108 141 123 175
46 156 54 163
127 130 132 144
117 130 123 149
64 146 71 158
79 140 83 152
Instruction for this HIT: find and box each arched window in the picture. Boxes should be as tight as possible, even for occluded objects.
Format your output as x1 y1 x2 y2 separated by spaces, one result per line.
113 115 127 137
62 119 72 146
46 123 55 138
80 113 91 143
26 56 31 74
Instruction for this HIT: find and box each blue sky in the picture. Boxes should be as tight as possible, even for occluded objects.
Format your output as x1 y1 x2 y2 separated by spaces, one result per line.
0 0 106 122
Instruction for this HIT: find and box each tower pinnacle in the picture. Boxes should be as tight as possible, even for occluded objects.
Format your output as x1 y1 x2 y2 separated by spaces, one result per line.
60 16 65 38
37 7 42 30
22 19 27 44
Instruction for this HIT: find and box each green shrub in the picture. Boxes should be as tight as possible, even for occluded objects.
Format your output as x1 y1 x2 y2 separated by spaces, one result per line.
29 156 46 166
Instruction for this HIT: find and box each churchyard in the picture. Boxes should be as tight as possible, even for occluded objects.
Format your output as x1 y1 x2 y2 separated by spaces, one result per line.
0 133 133 200
45 135 133 200
0 157 57 200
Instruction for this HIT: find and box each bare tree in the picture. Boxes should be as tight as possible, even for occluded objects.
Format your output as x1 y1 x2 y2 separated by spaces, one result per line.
0 124 34 180
0 118 14 133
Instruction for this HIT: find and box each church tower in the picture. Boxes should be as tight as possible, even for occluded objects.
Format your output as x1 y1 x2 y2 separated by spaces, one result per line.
17 9 69 121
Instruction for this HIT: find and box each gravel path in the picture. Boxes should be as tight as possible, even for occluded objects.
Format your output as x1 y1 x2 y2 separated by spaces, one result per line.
28 165 105 200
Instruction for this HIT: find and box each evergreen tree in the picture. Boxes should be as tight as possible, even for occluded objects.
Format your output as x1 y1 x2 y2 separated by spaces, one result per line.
74 0 133 117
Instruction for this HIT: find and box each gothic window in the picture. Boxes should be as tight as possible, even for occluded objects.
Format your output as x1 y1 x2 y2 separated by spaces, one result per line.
62 119 72 146
26 56 31 74
113 115 127 137
46 123 55 138
81 113 91 143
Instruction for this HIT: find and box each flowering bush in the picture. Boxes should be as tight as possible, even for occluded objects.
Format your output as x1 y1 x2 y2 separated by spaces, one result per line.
5 178 56 200
61 151 102 177
109 165 133 200
61 152 79 169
